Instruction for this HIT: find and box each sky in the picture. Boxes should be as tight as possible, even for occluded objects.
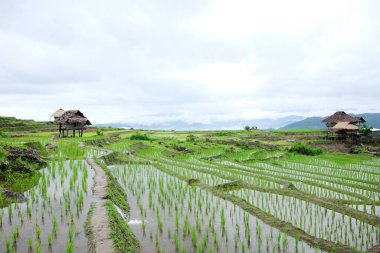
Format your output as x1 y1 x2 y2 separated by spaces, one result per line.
0 0 379 124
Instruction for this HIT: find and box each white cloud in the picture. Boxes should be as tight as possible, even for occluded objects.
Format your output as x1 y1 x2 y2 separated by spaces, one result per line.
174 59 268 94
0 0 379 125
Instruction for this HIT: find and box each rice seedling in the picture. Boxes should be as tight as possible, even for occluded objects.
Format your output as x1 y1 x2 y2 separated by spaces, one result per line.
48 233 53 246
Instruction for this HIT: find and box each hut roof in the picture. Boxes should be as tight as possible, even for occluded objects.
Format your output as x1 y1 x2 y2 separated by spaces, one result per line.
51 108 65 118
54 110 91 125
331 121 359 130
330 121 359 133
322 111 365 124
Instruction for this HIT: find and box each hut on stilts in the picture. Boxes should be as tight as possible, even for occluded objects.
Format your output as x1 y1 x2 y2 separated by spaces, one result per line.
54 110 91 137
322 111 365 140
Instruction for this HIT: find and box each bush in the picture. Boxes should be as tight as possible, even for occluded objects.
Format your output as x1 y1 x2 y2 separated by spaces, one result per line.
186 134 196 142
288 143 322 156
244 126 251 131
96 129 104 136
214 131 232 136
130 132 150 141
359 124 373 137
0 131 9 138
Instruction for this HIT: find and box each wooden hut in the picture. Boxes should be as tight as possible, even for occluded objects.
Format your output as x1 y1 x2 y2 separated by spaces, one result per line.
54 110 91 137
322 111 365 139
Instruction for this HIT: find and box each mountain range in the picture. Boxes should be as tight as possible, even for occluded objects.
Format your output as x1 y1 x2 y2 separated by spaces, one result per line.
96 115 304 130
96 113 380 130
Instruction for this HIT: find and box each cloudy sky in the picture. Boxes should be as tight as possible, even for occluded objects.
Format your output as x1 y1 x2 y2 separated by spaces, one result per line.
0 0 379 124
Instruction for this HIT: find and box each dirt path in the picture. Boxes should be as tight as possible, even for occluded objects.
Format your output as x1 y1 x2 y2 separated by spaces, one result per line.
86 157 115 253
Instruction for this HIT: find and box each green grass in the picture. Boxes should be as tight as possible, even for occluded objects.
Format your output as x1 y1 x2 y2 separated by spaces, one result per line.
84 203 96 253
105 201 141 253
97 160 130 212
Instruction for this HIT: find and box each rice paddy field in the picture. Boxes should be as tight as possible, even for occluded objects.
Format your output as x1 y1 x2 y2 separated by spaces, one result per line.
1 128 380 253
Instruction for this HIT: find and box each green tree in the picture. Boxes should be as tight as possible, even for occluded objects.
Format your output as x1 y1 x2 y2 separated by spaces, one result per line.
359 124 373 137
244 125 250 131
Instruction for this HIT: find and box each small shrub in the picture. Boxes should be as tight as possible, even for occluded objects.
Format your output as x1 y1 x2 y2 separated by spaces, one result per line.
96 129 104 136
288 143 322 156
214 131 232 136
0 131 9 138
186 134 196 142
359 124 373 137
130 132 150 141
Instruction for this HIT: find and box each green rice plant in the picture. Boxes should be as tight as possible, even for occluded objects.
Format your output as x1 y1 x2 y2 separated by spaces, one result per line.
198 234 208 253
142 219 146 234
36 241 42 253
295 233 300 251
241 242 246 253
155 232 160 251
53 215 58 236
35 224 41 241
70 211 74 224
12 226 19 244
48 233 53 246
6 239 11 252
8 205 12 221
157 209 163 232
28 237 33 249
183 214 190 236
220 206 226 235
27 203 32 217
213 230 218 247
282 234 288 250
174 233 180 251
68 226 75 242
191 227 197 248
175 210 179 231
66 240 74 253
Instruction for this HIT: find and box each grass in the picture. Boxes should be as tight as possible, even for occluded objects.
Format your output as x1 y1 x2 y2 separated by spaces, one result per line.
96 159 130 212
130 132 150 141
105 201 141 253
84 204 96 253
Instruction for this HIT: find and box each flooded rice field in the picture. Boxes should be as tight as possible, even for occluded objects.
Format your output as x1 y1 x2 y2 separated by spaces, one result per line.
109 164 320 253
0 159 95 253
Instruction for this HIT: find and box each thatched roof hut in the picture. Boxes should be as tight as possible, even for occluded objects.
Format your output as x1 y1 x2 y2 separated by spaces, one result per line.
54 110 91 137
54 110 91 126
50 108 65 119
322 111 365 127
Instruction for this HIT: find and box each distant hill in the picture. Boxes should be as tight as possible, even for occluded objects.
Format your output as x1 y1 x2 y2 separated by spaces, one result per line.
0 116 57 132
279 117 325 130
95 115 304 130
280 113 380 130
358 113 380 128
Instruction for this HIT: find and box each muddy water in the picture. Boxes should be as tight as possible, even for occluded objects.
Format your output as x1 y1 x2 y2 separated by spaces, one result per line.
0 160 95 253
110 164 320 253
